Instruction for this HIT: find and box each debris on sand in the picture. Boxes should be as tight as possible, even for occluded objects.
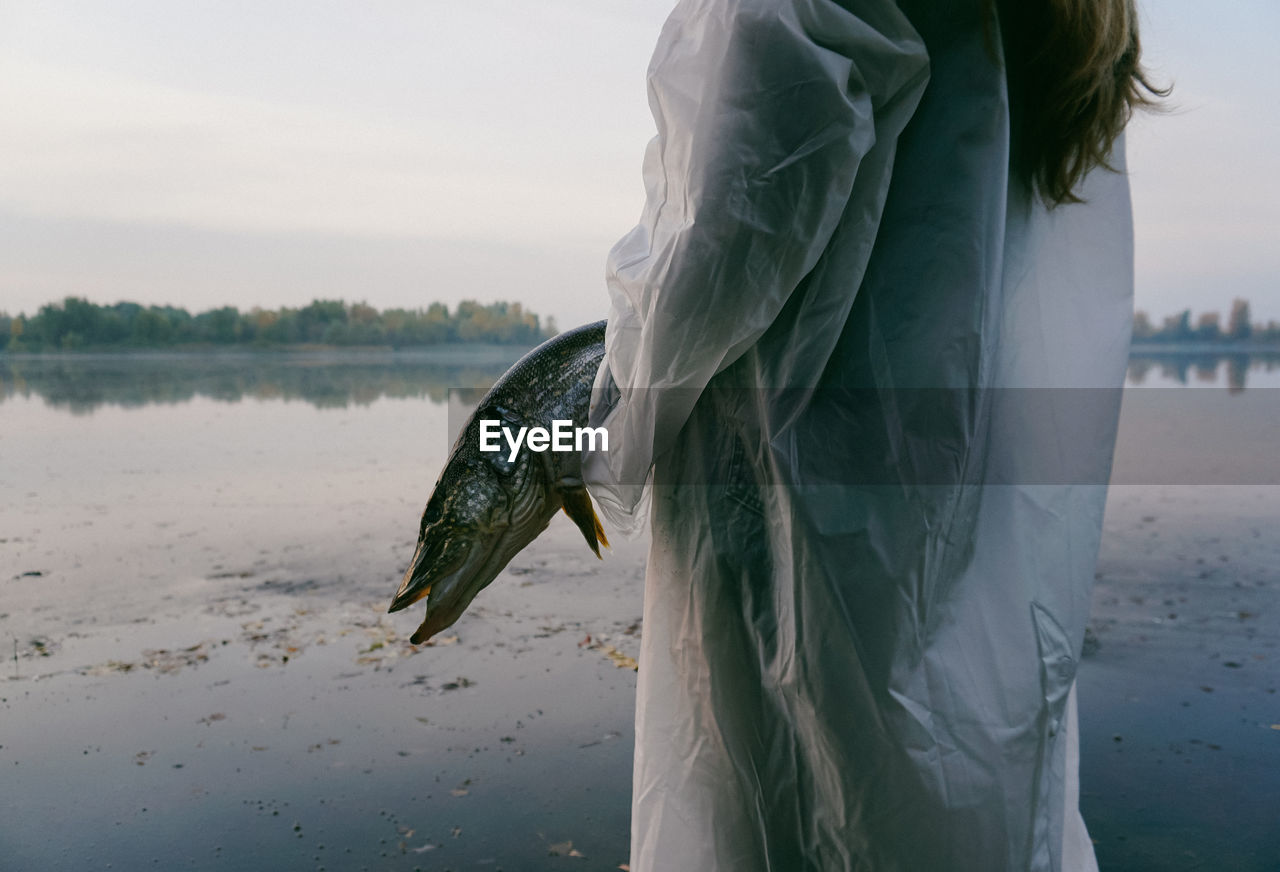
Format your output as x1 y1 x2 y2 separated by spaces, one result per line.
579 635 638 671
80 642 213 677
346 608 433 666
548 839 586 858
577 622 642 671
600 647 638 671
18 636 57 659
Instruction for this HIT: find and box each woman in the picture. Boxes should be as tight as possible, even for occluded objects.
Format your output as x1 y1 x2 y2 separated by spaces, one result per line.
584 1 1163 869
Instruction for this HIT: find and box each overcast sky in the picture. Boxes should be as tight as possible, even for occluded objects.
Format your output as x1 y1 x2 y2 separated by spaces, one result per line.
1 0 1276 328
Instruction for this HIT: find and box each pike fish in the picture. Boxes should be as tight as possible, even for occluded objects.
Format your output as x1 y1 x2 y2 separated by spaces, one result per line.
388 320 610 644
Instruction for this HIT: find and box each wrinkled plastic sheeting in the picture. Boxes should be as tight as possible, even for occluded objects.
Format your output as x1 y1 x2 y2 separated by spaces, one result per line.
585 0 1127 870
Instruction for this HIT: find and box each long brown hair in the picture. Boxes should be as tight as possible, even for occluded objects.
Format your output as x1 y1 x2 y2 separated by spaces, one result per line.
996 0 1168 205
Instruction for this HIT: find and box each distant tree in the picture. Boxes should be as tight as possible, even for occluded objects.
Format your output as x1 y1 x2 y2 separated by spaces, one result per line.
424 302 451 337
349 302 378 325
193 306 242 344
7 315 25 351
274 306 301 342
159 306 194 342
131 307 175 345
1131 310 1153 340
1194 311 1221 342
1 296 555 350
297 300 347 343
1226 298 1252 340
247 308 276 342
1159 309 1192 342
454 300 490 342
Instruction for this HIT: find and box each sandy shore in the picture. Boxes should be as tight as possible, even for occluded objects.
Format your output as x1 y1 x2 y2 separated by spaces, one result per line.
1079 485 1280 870
6 486 1277 871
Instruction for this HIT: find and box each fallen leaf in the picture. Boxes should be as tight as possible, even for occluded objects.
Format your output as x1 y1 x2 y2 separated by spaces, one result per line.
603 646 638 671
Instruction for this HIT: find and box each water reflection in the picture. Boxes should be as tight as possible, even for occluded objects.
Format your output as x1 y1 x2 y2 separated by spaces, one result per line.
1127 351 1280 391
0 349 521 413
3 350 1279 415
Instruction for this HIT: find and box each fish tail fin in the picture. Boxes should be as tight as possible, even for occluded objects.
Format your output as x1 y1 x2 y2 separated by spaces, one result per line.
562 486 610 559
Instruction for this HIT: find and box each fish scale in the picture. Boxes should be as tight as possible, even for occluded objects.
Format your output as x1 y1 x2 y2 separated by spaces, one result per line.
389 321 609 644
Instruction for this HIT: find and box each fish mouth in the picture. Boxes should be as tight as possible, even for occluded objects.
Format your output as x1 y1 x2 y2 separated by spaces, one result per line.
389 530 516 645
389 477 579 644
388 533 463 614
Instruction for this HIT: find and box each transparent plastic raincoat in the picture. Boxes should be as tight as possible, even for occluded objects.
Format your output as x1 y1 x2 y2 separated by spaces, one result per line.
584 0 1132 869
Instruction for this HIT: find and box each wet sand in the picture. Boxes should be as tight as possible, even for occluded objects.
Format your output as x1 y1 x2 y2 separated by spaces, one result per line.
3 354 1278 870
4 498 650 871
1080 485 1280 870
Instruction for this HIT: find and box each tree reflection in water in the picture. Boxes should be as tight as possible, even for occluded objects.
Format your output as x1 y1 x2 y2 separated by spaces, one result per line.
1126 351 1280 392
0 349 521 414
4 349 1278 414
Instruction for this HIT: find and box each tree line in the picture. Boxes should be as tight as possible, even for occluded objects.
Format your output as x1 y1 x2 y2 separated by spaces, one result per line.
1133 298 1280 345
0 298 556 352
2 295 1275 353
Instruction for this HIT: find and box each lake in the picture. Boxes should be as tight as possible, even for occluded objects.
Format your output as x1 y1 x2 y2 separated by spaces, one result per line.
2 349 1278 871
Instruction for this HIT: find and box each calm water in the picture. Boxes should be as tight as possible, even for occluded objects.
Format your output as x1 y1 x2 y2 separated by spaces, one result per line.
2 349 1278 871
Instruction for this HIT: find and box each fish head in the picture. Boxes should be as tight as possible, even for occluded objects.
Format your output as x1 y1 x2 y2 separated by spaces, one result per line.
389 443 552 644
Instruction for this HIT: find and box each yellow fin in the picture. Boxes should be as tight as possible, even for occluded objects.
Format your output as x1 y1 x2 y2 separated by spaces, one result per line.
561 487 610 559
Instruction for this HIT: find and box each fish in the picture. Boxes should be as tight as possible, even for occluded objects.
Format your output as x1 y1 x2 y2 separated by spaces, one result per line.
388 320 610 644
